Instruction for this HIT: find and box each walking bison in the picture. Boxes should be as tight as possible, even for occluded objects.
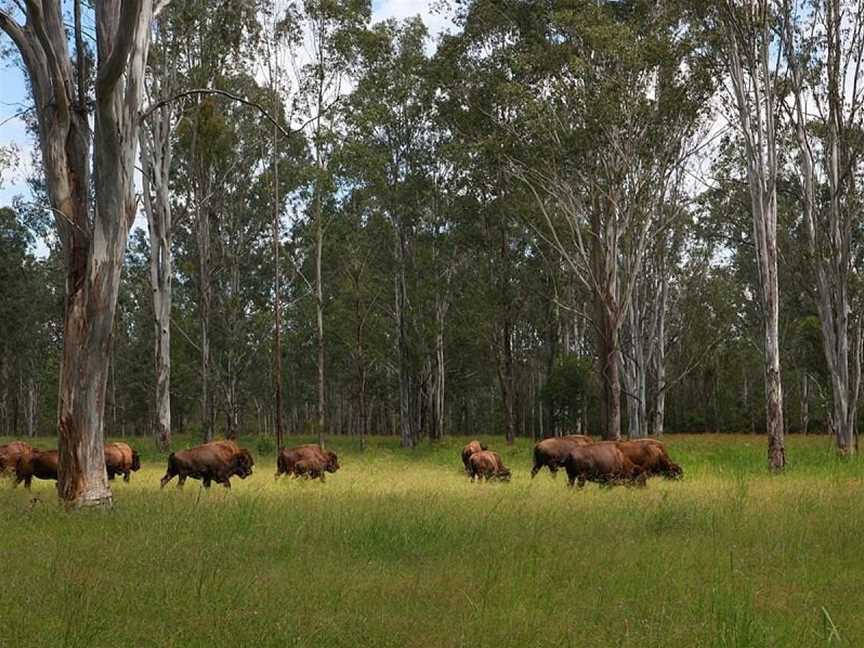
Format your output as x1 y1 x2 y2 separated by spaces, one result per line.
160 440 254 489
104 442 141 482
14 448 59 488
275 444 340 481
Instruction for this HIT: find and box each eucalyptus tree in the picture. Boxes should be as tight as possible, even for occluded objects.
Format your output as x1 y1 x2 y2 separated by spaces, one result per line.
139 13 182 449
711 0 786 469
459 0 713 440
344 17 436 447
165 0 261 441
778 0 864 454
0 0 165 506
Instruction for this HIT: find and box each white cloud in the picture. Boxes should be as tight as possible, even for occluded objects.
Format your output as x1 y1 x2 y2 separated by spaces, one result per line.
372 0 455 46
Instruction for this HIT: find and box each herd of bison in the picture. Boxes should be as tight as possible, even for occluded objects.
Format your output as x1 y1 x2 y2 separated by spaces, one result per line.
0 434 683 492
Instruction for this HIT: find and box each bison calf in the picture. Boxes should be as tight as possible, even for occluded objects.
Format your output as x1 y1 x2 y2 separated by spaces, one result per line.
461 440 487 474
275 444 339 481
468 450 511 482
625 439 683 479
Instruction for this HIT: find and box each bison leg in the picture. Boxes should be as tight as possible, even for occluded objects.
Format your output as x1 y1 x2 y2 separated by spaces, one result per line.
202 476 212 488
160 470 176 488
530 462 541 479
177 474 187 488
124 470 131 483
107 470 116 481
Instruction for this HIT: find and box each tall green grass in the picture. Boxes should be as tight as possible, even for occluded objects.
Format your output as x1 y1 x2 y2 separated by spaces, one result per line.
0 434 862 647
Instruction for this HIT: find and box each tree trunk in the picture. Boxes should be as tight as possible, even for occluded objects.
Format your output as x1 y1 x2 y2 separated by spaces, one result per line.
197 200 212 443
496 320 516 445
723 2 785 470
0 0 159 506
315 185 326 447
141 103 173 451
396 226 413 448
272 116 285 452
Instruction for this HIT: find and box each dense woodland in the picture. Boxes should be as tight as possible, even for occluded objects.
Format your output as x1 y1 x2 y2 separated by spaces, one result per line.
1 0 862 484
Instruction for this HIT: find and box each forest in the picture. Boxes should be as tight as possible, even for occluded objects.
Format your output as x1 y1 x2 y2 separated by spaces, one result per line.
2 0 858 472
3 1 864 644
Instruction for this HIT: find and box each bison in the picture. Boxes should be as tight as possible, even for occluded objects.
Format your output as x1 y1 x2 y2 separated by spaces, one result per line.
563 443 645 488
531 435 593 478
461 440 488 473
160 440 254 489
468 450 512 482
0 441 32 476
622 439 683 479
275 444 340 480
14 448 59 489
104 442 141 482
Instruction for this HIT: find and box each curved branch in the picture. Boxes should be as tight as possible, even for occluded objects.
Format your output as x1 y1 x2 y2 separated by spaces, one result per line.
142 88 340 138
96 0 143 96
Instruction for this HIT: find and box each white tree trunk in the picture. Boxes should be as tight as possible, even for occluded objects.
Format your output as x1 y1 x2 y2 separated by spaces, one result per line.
141 98 173 450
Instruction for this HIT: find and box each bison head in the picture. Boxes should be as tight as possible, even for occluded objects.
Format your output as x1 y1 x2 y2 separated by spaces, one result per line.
497 468 512 482
234 449 255 479
131 450 141 472
324 451 340 473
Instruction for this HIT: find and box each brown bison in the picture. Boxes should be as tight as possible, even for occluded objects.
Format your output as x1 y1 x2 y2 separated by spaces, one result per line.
531 435 593 478
468 450 512 482
14 448 59 488
622 439 683 479
160 440 254 489
461 440 488 473
0 441 33 476
563 443 645 488
104 442 141 482
275 444 340 480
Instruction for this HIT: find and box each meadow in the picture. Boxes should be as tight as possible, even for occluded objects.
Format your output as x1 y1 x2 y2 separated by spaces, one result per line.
0 433 862 647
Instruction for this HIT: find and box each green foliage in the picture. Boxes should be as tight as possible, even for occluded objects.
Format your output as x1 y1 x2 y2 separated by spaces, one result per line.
540 355 594 430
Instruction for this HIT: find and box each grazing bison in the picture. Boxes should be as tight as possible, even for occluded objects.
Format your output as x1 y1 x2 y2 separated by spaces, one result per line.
468 450 512 482
563 443 644 488
622 439 683 479
14 448 59 488
531 435 593 478
461 440 488 473
275 444 339 480
104 442 141 482
0 441 32 476
160 441 254 489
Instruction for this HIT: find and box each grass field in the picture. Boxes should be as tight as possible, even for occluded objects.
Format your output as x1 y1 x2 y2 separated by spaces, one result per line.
1 433 862 647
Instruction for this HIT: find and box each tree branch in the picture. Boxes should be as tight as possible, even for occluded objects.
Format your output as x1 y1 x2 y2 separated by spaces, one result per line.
141 88 340 138
96 0 143 96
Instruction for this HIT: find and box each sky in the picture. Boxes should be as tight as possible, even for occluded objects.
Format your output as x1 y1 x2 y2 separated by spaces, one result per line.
0 0 454 209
